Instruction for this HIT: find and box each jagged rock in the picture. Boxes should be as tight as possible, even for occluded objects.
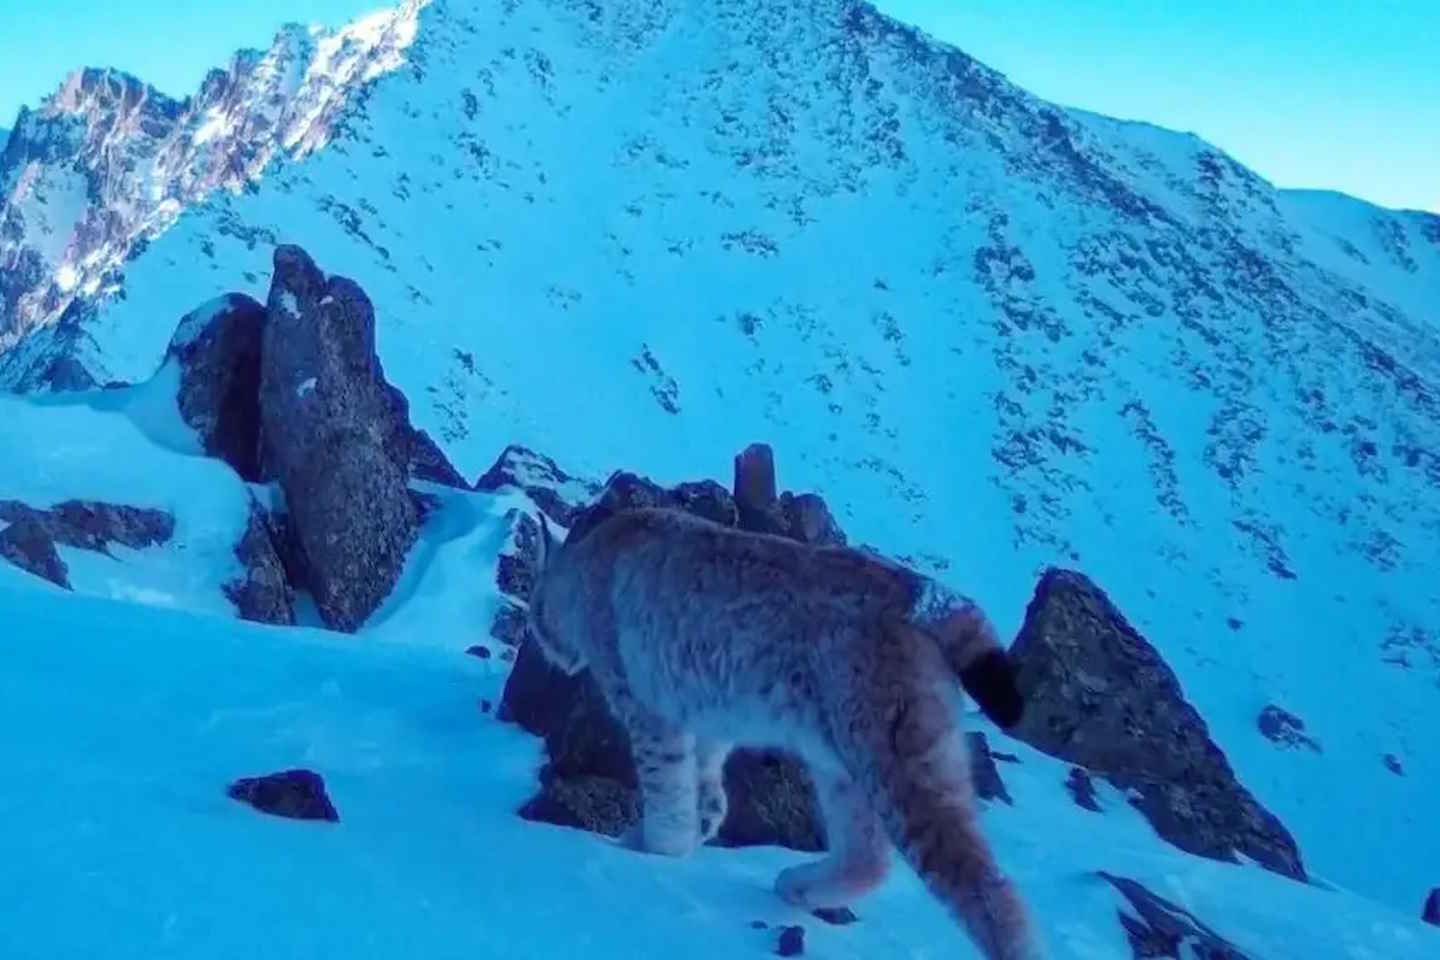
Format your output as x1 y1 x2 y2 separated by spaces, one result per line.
499 445 852 852
733 441 783 532
1009 569 1305 881
965 732 1013 805
1423 888 1440 926
474 444 601 526
227 769 339 822
164 293 266 481
222 496 294 625
1384 753 1405 776
1100 872 1253 959
517 768 639 838
1065 767 1101 812
1256 705 1321 753
257 245 420 632
811 907 858 926
776 925 805 957
0 499 173 554
778 491 847 547
0 515 68 588
714 749 824 851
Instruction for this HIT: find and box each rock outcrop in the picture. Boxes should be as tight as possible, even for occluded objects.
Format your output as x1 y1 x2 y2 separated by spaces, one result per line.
1423 888 1440 926
222 496 295 626
1100 873 1253 959
497 444 844 850
1009 569 1306 881
165 293 267 481
256 245 422 632
227 769 340 822
0 498 175 590
1256 704 1321 753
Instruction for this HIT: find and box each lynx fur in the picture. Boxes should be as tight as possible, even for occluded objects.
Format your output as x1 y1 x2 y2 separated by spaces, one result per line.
525 506 1041 960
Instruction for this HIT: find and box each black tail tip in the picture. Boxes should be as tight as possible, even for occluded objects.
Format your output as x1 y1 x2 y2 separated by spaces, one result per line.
959 650 1025 729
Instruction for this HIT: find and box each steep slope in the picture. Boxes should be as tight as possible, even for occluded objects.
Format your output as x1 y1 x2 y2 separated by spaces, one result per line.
1 386 1437 960
1 0 1437 916
0 0 424 349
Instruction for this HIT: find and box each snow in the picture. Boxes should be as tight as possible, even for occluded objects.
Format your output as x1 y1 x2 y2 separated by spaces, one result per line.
297 376 318 397
0 452 1436 958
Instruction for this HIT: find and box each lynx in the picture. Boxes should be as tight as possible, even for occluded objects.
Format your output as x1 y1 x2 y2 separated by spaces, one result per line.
525 506 1041 960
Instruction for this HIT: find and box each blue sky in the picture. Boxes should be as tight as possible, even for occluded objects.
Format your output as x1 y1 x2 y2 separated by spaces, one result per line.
0 0 1434 212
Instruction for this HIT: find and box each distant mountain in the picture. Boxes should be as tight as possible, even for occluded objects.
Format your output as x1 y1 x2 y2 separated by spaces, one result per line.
1 0 1437 921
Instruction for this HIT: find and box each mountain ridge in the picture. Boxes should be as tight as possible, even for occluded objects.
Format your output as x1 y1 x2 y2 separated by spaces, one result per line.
0 0 1436 920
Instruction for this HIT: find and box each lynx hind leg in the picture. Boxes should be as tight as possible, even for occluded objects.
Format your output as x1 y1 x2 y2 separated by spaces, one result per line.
627 721 701 857
696 739 730 843
853 627 1042 960
775 769 892 910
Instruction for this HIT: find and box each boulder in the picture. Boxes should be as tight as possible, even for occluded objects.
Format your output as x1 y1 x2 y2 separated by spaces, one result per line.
498 445 853 851
222 496 295 625
164 293 266 481
1100 872 1252 959
1423 888 1439 926
1256 704 1321 753
964 731 1013 806
0 514 68 588
257 245 420 632
1065 767 1101 812
227 769 339 822
1009 569 1305 881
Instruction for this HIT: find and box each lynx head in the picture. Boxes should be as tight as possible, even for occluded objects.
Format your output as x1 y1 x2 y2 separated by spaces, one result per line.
524 512 588 675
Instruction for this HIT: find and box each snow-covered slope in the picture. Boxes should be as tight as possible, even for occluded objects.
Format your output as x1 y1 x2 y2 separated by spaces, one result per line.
1 388 1437 960
0 1 423 349
1 0 1437 934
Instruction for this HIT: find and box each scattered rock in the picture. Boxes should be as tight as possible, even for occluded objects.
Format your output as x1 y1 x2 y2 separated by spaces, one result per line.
1008 569 1305 881
499 445 851 852
516 768 638 838
1423 888 1439 926
965 732 1013 805
222 496 294 625
474 444 601 526
257 245 420 632
465 644 491 659
164 293 266 481
811 907 858 926
227 769 339 822
1065 767 1102 812
1100 872 1253 959
750 920 769 930
776 925 805 957
1256 705 1321 752
713 749 824 852
1383 753 1405 776
0 499 174 589
0 515 68 588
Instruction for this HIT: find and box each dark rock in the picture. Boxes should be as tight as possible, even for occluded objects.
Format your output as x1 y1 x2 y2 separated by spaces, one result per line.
1383 753 1404 776
1008 569 1306 881
517 768 638 838
733 442 778 517
474 444 600 526
164 293 266 481
1423 888 1440 926
222 496 294 625
776 925 805 957
0 499 174 556
779 491 846 546
257 245 420 632
466 644 491 659
750 920 769 930
478 698 492 713
381 382 468 489
499 445 855 851
227 769 339 822
965 732 1013 805
0 515 69 588
714 749 824 851
1100 872 1253 959
1065 767 1102 812
811 907 858 926
1256 705 1321 752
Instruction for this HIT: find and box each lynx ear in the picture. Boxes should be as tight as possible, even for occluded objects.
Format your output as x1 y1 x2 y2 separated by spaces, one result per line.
536 512 558 572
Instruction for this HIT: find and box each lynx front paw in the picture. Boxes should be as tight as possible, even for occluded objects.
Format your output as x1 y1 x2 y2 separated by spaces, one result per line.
774 863 824 908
